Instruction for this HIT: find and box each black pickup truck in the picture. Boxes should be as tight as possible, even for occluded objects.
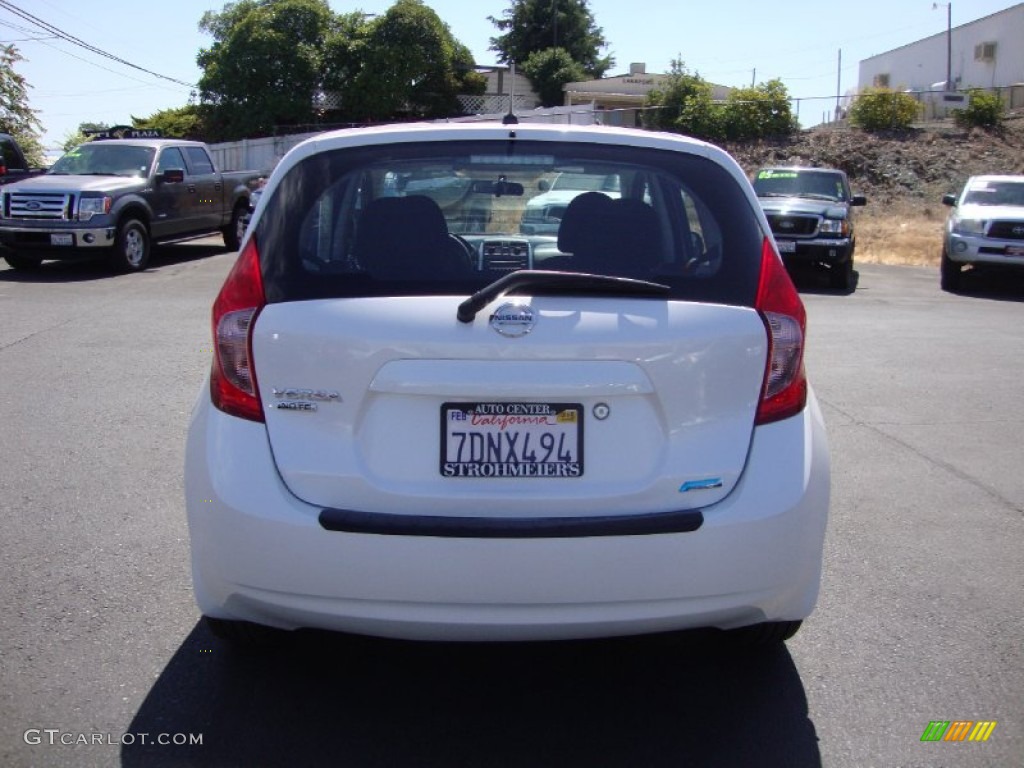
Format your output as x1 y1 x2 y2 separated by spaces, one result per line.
752 166 866 291
0 135 260 271
0 133 47 187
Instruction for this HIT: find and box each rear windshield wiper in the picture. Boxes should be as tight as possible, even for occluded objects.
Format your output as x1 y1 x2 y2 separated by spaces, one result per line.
457 270 670 323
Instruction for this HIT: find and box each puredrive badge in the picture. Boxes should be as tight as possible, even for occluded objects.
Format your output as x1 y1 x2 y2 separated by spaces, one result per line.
489 303 535 337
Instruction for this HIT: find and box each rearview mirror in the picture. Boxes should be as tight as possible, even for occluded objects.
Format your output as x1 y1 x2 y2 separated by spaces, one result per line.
160 168 185 184
470 179 524 197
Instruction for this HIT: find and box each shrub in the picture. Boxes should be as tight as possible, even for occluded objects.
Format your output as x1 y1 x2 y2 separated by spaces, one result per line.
720 79 796 141
848 88 922 131
952 90 1004 129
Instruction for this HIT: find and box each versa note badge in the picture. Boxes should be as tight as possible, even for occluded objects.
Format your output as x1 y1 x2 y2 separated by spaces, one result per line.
272 387 341 412
490 303 536 337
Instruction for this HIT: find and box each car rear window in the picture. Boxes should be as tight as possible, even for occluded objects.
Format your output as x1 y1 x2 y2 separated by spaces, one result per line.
255 140 763 306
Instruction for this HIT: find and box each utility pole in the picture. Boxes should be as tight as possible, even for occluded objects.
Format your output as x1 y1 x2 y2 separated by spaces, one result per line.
933 2 952 89
945 2 952 90
552 0 557 48
835 49 842 121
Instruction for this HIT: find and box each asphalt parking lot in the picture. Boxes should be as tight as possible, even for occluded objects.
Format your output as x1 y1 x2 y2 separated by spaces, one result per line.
0 243 1021 767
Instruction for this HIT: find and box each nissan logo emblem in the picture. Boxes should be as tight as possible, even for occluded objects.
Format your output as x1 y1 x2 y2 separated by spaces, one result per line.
489 303 536 337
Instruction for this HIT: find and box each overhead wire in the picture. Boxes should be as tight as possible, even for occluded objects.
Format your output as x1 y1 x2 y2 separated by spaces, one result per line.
0 0 196 88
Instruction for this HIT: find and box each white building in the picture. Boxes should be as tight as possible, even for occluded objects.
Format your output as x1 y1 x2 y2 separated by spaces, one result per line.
858 3 1024 98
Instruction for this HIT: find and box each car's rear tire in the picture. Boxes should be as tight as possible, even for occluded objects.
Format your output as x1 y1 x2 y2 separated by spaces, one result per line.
940 249 961 291
109 218 150 272
223 203 247 252
4 253 43 270
205 616 288 647
726 620 803 647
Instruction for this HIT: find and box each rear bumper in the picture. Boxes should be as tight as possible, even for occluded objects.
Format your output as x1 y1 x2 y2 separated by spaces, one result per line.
185 387 830 642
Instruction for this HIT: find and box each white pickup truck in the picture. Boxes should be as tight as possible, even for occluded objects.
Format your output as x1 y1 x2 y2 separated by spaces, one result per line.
941 175 1024 291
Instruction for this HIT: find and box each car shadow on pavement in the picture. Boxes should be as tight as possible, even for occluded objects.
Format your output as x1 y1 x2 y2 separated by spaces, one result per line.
944 267 1024 302
122 621 821 768
787 264 859 296
0 240 230 283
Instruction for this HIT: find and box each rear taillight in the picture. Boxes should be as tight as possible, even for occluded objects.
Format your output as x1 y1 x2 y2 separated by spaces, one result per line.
210 237 266 422
754 237 807 424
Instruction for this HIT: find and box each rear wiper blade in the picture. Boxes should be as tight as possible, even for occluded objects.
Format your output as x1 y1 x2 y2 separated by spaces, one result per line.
457 269 669 323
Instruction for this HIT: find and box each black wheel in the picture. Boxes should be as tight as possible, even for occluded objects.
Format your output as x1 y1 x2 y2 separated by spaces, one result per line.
205 616 288 647
940 249 961 291
830 254 854 291
726 620 803 647
3 254 43 270
223 203 247 252
109 218 150 272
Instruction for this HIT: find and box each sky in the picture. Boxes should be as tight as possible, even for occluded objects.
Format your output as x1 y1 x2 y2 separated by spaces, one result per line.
2 0 1019 149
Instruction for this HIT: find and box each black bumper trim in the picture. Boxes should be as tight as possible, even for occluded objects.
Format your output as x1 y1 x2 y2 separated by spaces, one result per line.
318 507 704 538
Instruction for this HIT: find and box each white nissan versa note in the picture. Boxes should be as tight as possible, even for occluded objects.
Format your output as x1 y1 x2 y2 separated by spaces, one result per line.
185 122 830 646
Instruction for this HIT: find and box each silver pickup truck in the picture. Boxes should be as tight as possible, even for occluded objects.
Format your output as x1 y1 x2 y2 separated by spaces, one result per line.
0 137 260 271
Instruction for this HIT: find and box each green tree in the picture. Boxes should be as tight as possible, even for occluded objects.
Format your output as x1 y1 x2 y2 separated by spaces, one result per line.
196 0 335 140
521 47 586 107
343 0 485 122
720 79 795 140
489 0 612 78
61 122 109 152
848 87 921 131
133 106 203 138
642 59 723 141
0 45 44 167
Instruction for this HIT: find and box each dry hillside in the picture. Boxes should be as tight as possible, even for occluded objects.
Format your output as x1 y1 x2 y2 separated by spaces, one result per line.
722 112 1024 266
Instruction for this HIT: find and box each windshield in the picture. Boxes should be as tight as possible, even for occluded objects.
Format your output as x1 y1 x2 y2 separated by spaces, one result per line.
962 180 1024 206
50 144 155 178
254 139 763 307
753 169 847 202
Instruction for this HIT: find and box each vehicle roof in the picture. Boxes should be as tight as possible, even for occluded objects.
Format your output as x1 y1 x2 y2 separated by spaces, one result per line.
965 174 1024 183
82 138 208 149
270 121 753 204
756 166 848 175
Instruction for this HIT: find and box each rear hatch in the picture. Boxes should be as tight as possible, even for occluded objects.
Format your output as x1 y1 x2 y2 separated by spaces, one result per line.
253 293 767 516
212 128 804 524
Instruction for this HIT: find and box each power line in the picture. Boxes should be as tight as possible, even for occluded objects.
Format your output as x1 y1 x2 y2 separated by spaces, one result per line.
0 0 196 88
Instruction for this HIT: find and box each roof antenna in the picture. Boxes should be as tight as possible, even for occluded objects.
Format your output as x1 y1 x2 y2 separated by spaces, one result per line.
502 60 519 125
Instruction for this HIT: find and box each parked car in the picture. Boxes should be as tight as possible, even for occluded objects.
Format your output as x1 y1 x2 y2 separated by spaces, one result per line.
0 133 47 186
0 136 260 271
752 166 866 291
185 122 830 648
940 175 1024 291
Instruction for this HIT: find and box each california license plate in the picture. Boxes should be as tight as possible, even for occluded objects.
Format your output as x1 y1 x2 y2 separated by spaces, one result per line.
50 233 73 246
441 402 583 478
776 239 796 253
